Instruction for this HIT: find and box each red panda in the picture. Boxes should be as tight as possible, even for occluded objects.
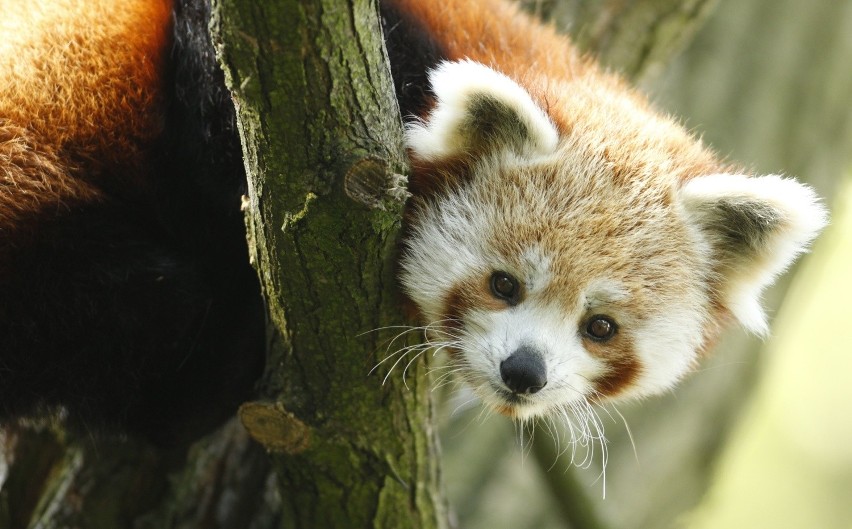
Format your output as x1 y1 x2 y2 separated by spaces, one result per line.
382 0 827 420
0 0 265 446
0 0 826 449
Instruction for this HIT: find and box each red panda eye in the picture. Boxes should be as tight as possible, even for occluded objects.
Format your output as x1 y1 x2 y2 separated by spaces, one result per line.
585 316 617 341
490 271 520 304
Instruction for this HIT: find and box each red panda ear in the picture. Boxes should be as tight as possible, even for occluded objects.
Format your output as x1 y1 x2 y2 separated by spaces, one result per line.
679 173 827 335
405 60 559 162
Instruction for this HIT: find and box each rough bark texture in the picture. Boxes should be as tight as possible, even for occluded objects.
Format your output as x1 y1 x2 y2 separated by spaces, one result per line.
0 0 448 526
207 0 447 527
0 419 280 528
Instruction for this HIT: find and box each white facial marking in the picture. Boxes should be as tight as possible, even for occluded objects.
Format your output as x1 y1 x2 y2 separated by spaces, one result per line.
627 301 706 397
520 244 552 292
583 279 630 308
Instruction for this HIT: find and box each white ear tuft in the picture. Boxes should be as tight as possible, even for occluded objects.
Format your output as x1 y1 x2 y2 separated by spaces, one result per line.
679 173 828 335
405 60 559 161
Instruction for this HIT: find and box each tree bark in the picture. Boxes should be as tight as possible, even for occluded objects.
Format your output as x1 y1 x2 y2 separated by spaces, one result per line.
0 0 448 526
207 0 447 526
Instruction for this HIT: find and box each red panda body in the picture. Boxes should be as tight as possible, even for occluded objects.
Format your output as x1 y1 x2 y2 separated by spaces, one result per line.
0 0 265 445
383 0 826 419
0 0 170 230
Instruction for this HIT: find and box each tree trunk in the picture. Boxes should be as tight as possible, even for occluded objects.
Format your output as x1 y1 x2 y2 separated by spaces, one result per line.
1 0 447 526
207 0 447 526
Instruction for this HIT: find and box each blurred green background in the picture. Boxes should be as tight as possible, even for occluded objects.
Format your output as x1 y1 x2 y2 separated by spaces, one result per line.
437 0 852 527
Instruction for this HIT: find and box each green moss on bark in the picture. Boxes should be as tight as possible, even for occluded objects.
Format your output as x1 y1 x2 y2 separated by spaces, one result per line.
209 0 446 526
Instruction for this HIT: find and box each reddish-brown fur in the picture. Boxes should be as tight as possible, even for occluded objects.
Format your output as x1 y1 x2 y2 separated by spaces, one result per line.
584 335 642 398
0 0 271 444
0 0 172 241
391 0 722 184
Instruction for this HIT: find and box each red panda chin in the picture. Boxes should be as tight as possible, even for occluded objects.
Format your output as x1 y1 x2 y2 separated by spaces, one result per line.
487 393 550 422
495 405 517 419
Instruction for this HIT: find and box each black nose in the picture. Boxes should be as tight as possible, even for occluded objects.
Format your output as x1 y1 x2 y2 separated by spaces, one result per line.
500 346 547 394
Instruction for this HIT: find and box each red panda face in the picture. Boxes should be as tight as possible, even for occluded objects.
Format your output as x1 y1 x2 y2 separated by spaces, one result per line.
400 147 712 419
398 60 826 420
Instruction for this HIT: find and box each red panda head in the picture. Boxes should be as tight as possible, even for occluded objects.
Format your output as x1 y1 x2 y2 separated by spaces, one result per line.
398 60 827 420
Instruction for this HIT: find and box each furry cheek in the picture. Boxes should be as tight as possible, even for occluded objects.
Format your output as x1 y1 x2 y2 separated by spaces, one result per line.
614 302 709 400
